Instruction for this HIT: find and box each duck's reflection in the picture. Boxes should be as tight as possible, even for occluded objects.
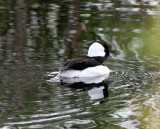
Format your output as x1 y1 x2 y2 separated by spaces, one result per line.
60 75 113 105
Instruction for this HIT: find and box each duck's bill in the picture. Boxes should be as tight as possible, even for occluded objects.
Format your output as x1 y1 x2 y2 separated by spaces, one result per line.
107 55 116 60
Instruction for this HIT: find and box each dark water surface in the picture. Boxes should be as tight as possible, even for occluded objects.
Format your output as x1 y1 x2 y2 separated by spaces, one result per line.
0 0 160 129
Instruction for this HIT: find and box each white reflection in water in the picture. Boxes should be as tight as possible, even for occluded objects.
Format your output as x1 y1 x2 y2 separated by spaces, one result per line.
88 86 105 100
5 115 71 126
58 74 111 106
47 4 59 37
119 120 140 129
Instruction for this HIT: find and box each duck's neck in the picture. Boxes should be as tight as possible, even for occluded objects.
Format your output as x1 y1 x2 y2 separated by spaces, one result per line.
87 56 106 64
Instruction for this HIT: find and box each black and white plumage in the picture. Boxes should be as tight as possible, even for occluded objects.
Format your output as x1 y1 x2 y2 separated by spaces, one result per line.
58 42 111 78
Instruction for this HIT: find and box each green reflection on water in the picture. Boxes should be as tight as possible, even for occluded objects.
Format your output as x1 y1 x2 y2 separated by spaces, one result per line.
132 10 160 129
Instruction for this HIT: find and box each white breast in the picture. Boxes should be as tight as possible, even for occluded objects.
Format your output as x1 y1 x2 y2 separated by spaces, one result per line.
58 65 110 78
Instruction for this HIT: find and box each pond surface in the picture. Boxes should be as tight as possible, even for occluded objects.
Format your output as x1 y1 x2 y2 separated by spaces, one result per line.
0 0 160 129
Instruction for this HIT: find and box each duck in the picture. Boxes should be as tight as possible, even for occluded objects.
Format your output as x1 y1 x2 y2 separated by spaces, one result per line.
58 42 112 78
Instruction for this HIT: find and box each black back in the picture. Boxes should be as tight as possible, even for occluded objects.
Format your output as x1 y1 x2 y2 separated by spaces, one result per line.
61 57 102 71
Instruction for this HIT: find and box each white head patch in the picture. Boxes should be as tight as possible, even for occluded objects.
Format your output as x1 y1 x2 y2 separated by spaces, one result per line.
87 42 105 57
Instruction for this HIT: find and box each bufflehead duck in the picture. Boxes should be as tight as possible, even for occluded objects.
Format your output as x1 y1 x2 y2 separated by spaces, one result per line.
58 42 111 78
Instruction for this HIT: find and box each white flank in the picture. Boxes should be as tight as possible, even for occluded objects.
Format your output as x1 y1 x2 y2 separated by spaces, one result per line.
60 74 109 84
59 65 110 78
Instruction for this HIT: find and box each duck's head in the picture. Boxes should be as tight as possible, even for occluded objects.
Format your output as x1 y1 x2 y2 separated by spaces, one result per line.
87 42 111 63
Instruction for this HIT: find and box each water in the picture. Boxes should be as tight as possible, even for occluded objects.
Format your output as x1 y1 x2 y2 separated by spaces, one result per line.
0 0 160 128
